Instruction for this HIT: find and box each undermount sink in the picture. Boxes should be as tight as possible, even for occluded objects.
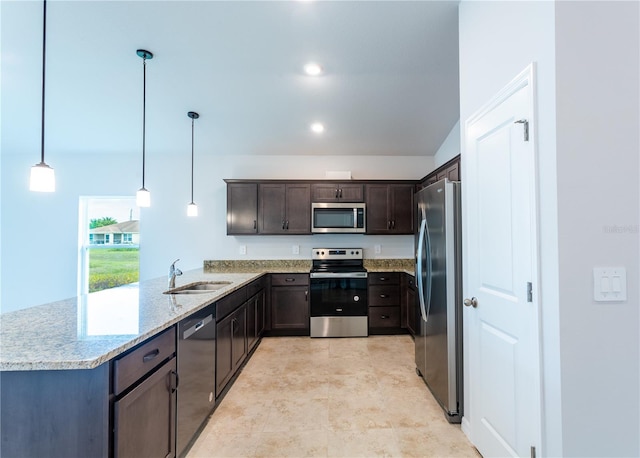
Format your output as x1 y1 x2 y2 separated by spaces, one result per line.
164 281 232 295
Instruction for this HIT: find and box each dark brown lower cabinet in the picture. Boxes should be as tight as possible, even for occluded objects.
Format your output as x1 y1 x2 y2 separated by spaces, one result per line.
216 305 247 397
246 290 265 352
269 274 309 335
368 272 404 334
114 357 177 458
402 273 419 336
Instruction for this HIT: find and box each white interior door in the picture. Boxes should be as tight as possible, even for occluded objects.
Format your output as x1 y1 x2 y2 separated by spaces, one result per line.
463 65 541 457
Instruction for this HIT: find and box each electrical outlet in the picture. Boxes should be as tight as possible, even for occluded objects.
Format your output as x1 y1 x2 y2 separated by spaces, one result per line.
374 245 381 254
292 245 300 255
239 245 247 255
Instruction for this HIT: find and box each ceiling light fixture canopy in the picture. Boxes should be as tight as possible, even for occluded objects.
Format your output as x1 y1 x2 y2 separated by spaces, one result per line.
136 49 153 207
29 0 55 193
187 111 199 217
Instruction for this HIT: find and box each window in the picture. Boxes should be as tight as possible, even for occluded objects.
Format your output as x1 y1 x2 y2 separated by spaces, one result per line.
78 197 139 294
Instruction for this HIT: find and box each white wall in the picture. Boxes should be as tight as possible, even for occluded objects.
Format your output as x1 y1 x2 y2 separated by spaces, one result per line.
433 120 460 168
458 1 561 455
460 1 640 456
1 152 432 313
554 2 639 456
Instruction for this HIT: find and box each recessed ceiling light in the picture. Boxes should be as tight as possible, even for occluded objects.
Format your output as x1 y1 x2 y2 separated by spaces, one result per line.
304 62 323 76
310 122 325 134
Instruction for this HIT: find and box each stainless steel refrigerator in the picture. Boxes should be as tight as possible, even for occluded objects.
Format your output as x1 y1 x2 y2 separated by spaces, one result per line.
415 179 463 423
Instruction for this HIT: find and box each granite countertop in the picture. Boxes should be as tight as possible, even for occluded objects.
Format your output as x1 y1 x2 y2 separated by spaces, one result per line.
1 259 413 372
204 259 415 275
0 269 263 372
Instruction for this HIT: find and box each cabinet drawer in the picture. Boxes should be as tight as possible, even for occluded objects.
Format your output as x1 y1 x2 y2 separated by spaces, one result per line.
368 272 400 285
270 273 309 286
114 327 176 396
369 306 401 328
216 288 247 321
368 285 400 306
245 276 265 298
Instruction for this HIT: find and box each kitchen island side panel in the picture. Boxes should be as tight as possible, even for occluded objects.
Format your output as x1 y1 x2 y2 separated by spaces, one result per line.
0 363 110 457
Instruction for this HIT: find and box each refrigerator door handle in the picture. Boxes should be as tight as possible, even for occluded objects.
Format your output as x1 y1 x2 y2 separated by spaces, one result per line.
424 217 433 322
416 218 428 322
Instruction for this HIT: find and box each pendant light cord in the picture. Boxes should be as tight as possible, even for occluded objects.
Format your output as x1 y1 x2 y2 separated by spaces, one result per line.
141 56 147 188
40 0 47 165
191 117 195 202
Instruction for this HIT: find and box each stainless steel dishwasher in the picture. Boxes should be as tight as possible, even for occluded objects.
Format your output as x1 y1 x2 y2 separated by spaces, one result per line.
177 303 216 457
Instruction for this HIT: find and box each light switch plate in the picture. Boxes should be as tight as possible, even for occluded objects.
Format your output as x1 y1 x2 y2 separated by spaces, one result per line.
593 267 627 302
239 245 247 255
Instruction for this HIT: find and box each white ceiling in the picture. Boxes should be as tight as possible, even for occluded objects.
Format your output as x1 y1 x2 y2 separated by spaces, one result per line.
2 0 460 158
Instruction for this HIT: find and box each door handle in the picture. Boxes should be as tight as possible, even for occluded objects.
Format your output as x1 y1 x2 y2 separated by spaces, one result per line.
463 297 478 308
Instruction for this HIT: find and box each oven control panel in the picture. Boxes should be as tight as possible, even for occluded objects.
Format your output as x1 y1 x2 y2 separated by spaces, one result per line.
312 248 363 260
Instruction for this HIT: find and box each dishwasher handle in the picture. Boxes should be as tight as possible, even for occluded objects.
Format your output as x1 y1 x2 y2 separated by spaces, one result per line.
183 314 213 339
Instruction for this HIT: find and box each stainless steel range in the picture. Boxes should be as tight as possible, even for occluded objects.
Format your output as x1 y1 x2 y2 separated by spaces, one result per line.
309 248 368 338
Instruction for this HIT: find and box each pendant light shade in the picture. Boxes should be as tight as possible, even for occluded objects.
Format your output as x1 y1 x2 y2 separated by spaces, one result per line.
136 49 153 207
29 0 55 192
187 111 199 217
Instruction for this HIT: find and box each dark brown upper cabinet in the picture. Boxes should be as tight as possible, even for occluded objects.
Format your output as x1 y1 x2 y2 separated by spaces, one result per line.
365 183 414 234
259 183 311 234
226 182 258 235
418 155 460 191
311 183 364 203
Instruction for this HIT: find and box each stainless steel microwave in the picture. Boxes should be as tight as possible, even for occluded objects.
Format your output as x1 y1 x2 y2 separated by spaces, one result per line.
311 202 366 233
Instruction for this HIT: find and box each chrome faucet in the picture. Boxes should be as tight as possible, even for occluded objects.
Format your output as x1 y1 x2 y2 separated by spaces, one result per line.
168 259 183 289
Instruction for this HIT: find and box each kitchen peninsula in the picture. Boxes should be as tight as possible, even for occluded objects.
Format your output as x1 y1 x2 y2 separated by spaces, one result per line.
0 259 413 457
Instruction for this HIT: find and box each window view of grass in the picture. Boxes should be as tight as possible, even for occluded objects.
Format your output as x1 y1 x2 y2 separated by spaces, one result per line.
89 248 139 293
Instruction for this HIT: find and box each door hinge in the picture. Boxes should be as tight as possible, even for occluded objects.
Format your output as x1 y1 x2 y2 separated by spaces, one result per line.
531 446 536 458
527 282 533 302
514 119 529 141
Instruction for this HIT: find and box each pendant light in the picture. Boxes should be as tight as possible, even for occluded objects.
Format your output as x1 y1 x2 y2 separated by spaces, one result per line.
187 111 199 217
29 0 55 192
136 49 153 207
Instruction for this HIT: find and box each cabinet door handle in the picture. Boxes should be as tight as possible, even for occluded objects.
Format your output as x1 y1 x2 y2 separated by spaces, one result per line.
305 290 308 302
170 370 179 394
392 220 396 229
285 278 296 282
339 189 343 198
379 277 387 281
335 189 339 198
142 349 160 363
253 220 257 230
286 220 289 230
388 220 392 229
379 294 389 298
380 315 389 319
282 220 286 230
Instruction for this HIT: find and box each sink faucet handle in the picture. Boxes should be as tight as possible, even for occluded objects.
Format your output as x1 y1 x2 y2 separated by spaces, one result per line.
171 258 180 268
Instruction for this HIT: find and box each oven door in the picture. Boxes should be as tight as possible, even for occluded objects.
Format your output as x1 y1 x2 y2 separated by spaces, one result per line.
309 273 368 317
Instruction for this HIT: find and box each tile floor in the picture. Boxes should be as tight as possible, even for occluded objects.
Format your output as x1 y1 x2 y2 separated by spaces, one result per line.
187 335 480 458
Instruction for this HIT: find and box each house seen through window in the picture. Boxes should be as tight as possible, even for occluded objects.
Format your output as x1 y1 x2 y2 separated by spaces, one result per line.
78 197 140 294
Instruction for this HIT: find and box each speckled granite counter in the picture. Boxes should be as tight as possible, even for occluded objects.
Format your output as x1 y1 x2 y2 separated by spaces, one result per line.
0 269 263 371
203 258 414 274
204 259 311 273
364 258 414 274
2 259 413 372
